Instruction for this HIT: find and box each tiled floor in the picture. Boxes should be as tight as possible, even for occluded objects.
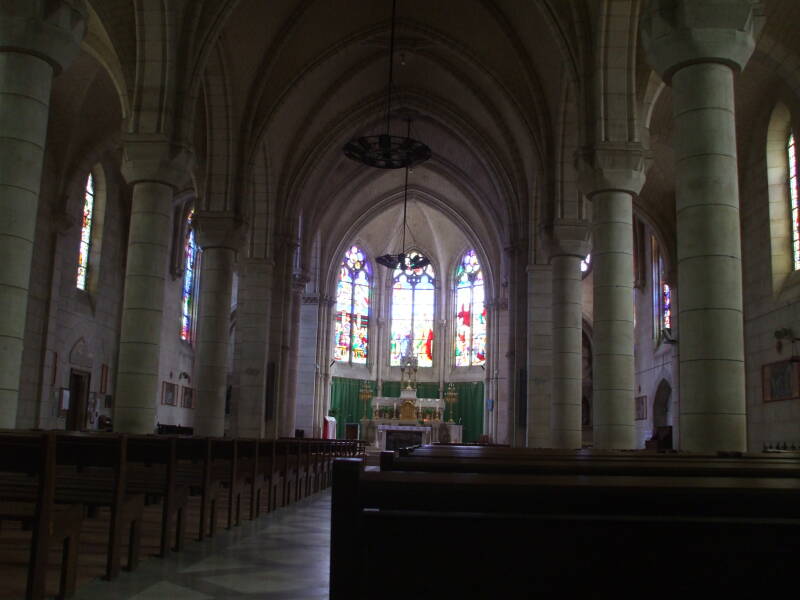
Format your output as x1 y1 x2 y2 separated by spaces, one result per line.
74 491 332 600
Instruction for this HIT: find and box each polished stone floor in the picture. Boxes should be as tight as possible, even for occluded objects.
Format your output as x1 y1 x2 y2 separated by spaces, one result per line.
74 491 331 600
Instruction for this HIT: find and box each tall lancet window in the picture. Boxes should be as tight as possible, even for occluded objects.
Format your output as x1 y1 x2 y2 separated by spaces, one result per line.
390 251 435 367
788 132 800 270
76 173 95 290
651 235 671 339
334 245 371 364
455 250 486 366
180 209 199 343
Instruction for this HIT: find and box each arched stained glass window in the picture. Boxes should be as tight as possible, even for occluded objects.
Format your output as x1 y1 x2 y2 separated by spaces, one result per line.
76 173 95 290
787 133 800 270
334 245 371 364
180 209 199 342
651 235 671 338
455 250 486 366
390 251 435 367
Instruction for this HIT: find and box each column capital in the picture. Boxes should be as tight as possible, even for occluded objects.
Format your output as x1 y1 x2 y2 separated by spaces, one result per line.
641 0 764 83
121 135 194 188
193 211 245 251
577 143 647 198
551 219 591 259
0 0 87 74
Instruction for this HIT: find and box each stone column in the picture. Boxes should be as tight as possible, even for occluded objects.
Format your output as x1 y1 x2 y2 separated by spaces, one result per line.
527 264 552 448
579 146 645 449
642 0 762 452
116 140 193 434
234 258 274 438
280 274 307 437
551 222 590 449
193 213 242 437
0 2 85 428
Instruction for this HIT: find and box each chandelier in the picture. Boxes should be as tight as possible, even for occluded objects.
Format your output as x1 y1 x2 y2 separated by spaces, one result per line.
342 0 431 169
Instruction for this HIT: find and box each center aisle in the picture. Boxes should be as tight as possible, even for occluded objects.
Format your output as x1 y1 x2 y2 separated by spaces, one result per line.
75 490 332 600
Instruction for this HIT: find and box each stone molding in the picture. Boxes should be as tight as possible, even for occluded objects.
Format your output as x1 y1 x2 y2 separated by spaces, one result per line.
120 135 194 189
193 211 245 251
577 143 647 197
0 0 86 74
641 0 764 83
551 220 591 259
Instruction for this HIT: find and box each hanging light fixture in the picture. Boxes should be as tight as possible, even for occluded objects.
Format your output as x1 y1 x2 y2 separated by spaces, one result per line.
342 0 431 169
375 157 431 271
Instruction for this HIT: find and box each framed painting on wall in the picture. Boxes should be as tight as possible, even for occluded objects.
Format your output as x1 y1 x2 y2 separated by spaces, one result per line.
762 359 800 403
162 381 178 406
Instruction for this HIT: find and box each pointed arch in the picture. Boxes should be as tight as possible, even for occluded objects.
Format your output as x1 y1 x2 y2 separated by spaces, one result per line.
180 209 200 343
766 102 794 294
390 250 435 367
454 249 486 367
333 244 372 364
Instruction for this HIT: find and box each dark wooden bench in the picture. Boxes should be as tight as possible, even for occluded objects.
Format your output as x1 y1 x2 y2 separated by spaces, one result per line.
332 457 800 599
126 435 188 556
0 432 83 600
52 433 145 580
381 447 800 478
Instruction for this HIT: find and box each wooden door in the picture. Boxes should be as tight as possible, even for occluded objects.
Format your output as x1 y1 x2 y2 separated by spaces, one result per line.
67 369 91 431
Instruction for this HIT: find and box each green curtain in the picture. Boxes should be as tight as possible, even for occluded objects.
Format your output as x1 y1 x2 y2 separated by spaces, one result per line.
416 382 440 398
381 381 401 397
329 377 376 439
443 381 484 443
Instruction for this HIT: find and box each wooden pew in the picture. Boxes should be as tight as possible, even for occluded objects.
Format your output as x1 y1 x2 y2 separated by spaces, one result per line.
0 432 83 600
126 435 188 556
331 457 800 599
53 433 145 580
175 437 223 540
381 447 800 478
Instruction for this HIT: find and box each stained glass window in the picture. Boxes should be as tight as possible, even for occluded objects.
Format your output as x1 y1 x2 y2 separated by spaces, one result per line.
455 250 486 366
334 245 371 364
76 173 94 290
390 251 435 367
651 235 671 339
788 133 800 270
180 209 199 342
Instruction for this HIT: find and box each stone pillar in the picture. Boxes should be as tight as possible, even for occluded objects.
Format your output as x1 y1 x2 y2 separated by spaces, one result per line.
551 222 590 449
0 2 85 428
280 274 307 437
579 145 645 449
116 140 193 434
234 258 274 438
642 0 762 451
527 264 552 448
193 213 242 437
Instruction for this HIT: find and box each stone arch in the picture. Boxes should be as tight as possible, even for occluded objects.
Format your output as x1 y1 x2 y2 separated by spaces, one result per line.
653 378 672 430
766 101 794 295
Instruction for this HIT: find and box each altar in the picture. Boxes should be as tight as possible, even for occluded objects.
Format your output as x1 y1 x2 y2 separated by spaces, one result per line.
358 354 462 450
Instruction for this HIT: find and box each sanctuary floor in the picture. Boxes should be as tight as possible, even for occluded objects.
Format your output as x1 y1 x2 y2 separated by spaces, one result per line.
73 491 332 600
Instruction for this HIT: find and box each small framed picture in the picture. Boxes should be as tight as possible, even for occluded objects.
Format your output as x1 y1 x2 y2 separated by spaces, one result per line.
635 395 647 420
762 359 800 403
181 386 194 409
162 381 178 406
